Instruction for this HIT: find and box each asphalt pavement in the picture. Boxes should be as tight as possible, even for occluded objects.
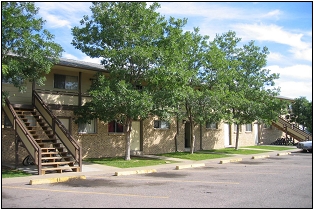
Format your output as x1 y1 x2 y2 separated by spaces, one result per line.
2 147 299 185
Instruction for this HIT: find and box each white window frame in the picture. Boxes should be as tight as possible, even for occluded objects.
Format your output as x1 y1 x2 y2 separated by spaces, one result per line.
206 122 218 129
154 120 170 129
245 124 252 132
54 74 78 90
78 119 96 134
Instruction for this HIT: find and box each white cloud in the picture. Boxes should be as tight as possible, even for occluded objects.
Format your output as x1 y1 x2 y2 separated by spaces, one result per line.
267 51 285 62
290 47 312 62
267 64 312 101
81 57 102 65
233 23 312 61
268 64 312 81
36 2 92 29
262 9 282 19
158 2 281 21
62 53 78 60
275 80 312 101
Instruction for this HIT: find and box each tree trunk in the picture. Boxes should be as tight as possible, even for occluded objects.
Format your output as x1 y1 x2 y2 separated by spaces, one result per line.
190 120 194 154
124 118 132 160
235 124 239 150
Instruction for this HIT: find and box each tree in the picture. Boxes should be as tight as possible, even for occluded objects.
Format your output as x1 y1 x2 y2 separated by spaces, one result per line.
290 97 312 133
71 2 167 160
211 31 286 150
1 2 63 101
147 17 226 154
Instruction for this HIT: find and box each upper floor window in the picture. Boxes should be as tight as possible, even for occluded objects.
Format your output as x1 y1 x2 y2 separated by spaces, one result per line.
245 124 252 132
206 122 218 129
78 119 96 134
154 120 170 129
54 74 78 90
108 120 124 133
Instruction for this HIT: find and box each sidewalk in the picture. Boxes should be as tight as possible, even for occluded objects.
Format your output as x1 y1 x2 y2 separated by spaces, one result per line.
2 148 298 185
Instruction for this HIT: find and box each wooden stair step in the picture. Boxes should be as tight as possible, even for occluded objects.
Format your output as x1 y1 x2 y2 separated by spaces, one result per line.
41 147 57 151
41 166 80 174
42 161 74 166
41 156 63 160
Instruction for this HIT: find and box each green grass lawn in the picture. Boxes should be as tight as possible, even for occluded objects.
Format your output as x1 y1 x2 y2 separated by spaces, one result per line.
242 145 297 151
2 166 32 178
83 157 178 168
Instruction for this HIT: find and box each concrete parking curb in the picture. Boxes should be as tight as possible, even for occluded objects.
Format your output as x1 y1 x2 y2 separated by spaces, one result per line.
29 175 86 185
114 169 157 176
251 155 270 159
175 163 205 170
219 158 242 164
277 152 291 156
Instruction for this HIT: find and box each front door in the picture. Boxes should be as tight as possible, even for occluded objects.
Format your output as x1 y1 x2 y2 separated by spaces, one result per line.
224 123 231 147
130 121 140 152
185 122 191 148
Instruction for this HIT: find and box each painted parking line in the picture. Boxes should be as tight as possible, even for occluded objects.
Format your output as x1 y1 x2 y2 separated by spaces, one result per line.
90 176 240 185
2 186 169 199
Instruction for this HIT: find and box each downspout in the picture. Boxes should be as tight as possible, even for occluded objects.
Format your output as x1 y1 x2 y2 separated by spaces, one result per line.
200 123 203 150
78 72 82 106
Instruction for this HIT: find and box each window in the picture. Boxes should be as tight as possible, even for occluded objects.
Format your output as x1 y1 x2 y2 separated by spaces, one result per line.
233 124 242 132
245 124 252 132
54 74 78 90
206 122 218 129
108 121 124 133
154 120 170 129
78 119 96 134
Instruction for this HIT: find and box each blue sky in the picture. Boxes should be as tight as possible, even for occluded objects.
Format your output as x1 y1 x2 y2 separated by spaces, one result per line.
34 1 312 101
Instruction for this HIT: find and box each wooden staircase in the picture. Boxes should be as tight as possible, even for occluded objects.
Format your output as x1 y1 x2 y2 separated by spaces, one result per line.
272 116 312 142
15 107 80 174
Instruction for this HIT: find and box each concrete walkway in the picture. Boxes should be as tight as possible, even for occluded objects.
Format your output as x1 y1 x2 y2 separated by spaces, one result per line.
2 147 298 185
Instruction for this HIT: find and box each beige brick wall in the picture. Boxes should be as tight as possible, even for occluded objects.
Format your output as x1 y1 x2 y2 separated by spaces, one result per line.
259 124 286 144
201 125 225 150
1 112 29 165
3 108 281 164
142 116 177 154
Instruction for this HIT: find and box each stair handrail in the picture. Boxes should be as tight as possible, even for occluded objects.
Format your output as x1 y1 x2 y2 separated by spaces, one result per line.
32 90 82 168
2 95 42 171
273 116 312 141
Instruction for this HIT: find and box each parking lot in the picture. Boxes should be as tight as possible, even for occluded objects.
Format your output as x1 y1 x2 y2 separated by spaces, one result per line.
2 150 312 208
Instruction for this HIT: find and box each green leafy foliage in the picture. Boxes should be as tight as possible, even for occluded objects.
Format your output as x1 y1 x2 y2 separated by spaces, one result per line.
72 2 168 160
1 2 63 93
290 97 312 133
209 31 286 149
